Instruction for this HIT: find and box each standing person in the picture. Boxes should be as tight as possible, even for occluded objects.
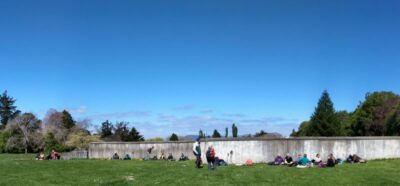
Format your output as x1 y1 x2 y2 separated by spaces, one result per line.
193 138 202 168
210 146 216 169
206 146 216 170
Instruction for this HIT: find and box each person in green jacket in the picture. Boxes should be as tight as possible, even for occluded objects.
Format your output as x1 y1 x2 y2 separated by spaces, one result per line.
193 138 202 168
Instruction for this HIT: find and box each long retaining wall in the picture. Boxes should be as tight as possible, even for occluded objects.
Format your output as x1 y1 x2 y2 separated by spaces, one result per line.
89 137 400 164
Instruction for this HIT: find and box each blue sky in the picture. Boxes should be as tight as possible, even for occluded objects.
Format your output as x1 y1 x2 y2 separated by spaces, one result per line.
1 0 399 138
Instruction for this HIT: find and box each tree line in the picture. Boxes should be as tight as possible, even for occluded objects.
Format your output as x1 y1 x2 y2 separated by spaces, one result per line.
291 90 400 137
198 123 239 139
0 91 147 154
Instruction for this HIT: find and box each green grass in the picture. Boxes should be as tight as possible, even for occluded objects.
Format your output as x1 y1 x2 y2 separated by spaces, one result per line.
1 154 400 186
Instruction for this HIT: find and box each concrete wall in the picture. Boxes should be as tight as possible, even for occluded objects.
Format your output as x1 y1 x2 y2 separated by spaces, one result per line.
89 137 400 164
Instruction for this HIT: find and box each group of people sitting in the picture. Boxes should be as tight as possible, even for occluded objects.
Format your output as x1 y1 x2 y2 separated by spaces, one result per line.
111 153 132 160
35 150 61 160
111 147 190 162
268 153 366 168
144 152 189 161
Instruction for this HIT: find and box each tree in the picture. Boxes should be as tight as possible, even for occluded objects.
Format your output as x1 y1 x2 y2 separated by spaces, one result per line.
45 133 62 152
169 133 179 141
126 127 144 141
290 129 297 137
291 121 311 136
113 121 130 141
232 123 238 138
254 130 268 137
308 90 340 136
65 131 100 150
62 110 75 130
0 131 9 153
350 92 400 136
43 110 68 145
146 137 164 142
5 113 42 154
336 111 352 136
100 120 113 138
0 91 21 129
212 129 221 138
225 127 228 138
199 130 205 138
387 105 400 135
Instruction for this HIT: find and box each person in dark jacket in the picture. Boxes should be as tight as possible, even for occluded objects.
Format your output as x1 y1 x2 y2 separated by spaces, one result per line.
193 138 202 168
327 153 335 167
283 154 293 166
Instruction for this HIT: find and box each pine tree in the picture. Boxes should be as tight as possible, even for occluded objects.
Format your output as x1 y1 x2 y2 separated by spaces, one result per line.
225 127 228 138
290 129 297 137
100 120 114 138
126 127 144 141
0 91 21 128
113 121 130 141
308 90 340 136
61 110 75 130
212 129 221 138
169 133 179 141
199 130 205 138
232 123 238 138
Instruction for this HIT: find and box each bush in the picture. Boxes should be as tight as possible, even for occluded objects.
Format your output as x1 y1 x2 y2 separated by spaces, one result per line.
0 131 10 153
65 131 100 150
44 133 63 153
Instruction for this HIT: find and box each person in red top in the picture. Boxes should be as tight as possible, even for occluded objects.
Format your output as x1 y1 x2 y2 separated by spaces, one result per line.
51 150 61 160
206 146 216 170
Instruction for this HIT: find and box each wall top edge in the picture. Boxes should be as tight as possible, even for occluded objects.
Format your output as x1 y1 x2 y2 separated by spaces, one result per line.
89 136 400 145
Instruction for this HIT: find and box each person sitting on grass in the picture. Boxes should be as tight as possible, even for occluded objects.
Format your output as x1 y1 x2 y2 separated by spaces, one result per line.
290 154 302 167
327 154 335 167
268 154 284 165
215 157 227 166
179 153 189 161
296 154 311 168
144 146 154 160
283 153 293 166
123 154 131 160
112 152 120 160
346 154 354 163
167 153 175 161
159 152 166 160
312 153 323 167
35 151 45 160
51 150 61 160
352 154 367 163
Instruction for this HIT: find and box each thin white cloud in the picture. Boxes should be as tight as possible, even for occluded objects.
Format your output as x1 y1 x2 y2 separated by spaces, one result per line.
200 109 214 114
173 104 195 111
65 106 87 114
130 114 299 138
222 113 247 118
89 111 150 120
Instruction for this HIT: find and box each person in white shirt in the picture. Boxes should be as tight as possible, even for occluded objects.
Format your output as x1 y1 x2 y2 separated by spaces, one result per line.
193 138 202 168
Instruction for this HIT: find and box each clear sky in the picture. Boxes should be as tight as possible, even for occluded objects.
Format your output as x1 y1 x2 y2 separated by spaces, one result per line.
1 0 399 138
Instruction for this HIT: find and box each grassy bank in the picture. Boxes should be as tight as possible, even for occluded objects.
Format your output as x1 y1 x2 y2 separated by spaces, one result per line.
0 154 399 186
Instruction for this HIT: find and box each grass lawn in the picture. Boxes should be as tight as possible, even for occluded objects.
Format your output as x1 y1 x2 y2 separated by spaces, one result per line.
1 154 400 186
